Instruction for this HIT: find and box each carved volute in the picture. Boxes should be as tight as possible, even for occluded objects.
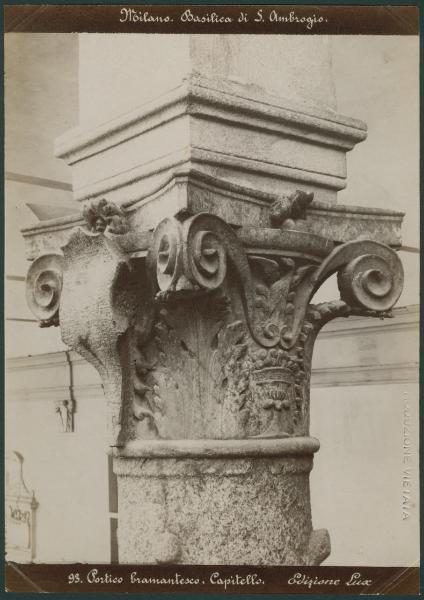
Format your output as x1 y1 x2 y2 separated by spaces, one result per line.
24 181 404 565
25 190 404 447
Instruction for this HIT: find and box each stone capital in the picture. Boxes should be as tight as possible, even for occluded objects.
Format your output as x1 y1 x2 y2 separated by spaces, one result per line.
24 174 403 564
23 39 405 565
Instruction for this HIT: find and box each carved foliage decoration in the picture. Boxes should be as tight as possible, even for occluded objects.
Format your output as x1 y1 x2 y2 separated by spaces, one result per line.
149 212 298 349
131 291 232 439
149 212 404 353
249 347 304 438
25 198 404 444
211 317 258 439
146 210 404 440
83 198 128 234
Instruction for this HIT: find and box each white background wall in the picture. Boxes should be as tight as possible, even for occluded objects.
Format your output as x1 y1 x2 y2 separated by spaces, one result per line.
332 36 419 307
6 394 111 563
310 36 419 566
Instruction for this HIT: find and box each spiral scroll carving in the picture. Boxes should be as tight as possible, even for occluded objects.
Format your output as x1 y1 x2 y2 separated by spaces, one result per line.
281 239 404 348
149 214 404 352
337 253 403 311
26 254 65 327
149 217 182 292
182 216 227 290
149 214 229 297
149 213 278 346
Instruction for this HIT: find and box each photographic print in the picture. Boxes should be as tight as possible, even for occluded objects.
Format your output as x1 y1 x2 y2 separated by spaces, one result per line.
4 4 420 594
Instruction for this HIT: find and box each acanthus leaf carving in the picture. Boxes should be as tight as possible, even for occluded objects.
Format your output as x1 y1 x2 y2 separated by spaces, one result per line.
149 212 404 354
25 194 404 446
131 290 231 440
144 208 404 441
149 212 293 348
215 319 251 439
82 197 128 234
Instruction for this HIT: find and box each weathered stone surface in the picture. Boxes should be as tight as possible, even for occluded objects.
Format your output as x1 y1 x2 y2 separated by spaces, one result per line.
25 192 404 565
23 35 405 566
58 228 151 446
21 171 404 261
115 455 322 565
55 74 366 204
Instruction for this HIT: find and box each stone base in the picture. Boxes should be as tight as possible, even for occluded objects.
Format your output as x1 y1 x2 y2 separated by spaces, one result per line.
114 453 330 565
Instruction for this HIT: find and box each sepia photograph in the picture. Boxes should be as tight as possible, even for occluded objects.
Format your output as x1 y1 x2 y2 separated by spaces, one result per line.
4 3 420 594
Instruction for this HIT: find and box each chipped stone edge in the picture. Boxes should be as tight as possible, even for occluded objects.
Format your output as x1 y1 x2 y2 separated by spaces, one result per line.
116 436 320 458
55 74 367 164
